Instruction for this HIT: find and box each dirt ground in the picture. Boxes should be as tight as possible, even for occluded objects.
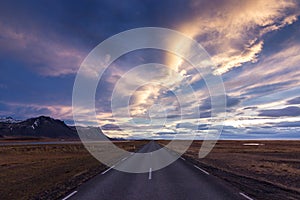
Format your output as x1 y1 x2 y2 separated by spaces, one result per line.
0 141 147 200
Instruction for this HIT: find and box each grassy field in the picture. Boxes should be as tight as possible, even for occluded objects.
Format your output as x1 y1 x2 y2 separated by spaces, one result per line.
159 140 300 200
0 141 147 200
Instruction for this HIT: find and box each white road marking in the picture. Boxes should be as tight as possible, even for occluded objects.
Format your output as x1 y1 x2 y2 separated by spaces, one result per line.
122 157 128 161
239 192 254 200
101 165 115 175
193 165 210 175
149 168 152 180
150 152 152 155
62 191 77 200
180 157 185 161
131 152 134 155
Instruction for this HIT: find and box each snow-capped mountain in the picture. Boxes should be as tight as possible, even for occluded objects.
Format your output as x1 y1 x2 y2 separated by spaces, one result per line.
0 117 22 123
0 116 77 138
0 116 111 140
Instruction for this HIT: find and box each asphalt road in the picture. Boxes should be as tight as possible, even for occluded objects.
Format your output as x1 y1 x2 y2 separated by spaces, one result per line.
66 141 248 200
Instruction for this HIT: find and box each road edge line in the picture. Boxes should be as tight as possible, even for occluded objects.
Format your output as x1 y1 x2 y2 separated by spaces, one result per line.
101 165 115 175
239 192 254 200
61 191 77 200
193 165 210 175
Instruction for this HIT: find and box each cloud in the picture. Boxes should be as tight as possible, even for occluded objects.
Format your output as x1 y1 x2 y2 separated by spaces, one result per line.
258 106 300 117
244 81 295 96
175 122 209 130
169 0 299 76
274 121 300 127
224 42 300 102
246 129 279 135
212 40 264 75
200 95 241 110
287 96 300 104
101 124 121 131
243 106 257 110
0 101 73 120
200 111 211 119
1 0 300 140
243 125 300 139
156 131 177 135
0 22 86 76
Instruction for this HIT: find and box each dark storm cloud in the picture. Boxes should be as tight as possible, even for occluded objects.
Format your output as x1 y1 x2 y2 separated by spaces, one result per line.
197 124 208 130
167 114 181 119
268 121 300 127
176 122 208 130
200 111 211 118
287 96 300 104
200 95 242 111
156 131 177 135
243 106 257 110
258 106 300 117
101 124 121 131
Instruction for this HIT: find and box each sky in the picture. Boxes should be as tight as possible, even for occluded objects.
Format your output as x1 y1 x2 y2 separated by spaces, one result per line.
0 0 300 139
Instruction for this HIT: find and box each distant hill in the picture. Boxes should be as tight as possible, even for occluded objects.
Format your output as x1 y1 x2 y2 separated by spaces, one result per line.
0 116 77 138
0 116 120 140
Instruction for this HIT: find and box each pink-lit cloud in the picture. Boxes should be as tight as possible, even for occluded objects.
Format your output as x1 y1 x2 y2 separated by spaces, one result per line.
0 22 86 76
169 0 299 75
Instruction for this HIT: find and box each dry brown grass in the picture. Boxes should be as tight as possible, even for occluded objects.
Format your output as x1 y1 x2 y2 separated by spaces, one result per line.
0 141 148 200
159 140 300 200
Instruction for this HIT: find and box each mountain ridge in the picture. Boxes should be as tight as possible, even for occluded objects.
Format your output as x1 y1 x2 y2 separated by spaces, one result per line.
0 115 115 140
0 116 77 138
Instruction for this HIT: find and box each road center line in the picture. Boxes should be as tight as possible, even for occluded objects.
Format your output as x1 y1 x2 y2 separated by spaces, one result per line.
239 192 253 200
101 165 115 175
193 165 210 175
61 191 77 200
149 168 152 180
180 157 185 161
